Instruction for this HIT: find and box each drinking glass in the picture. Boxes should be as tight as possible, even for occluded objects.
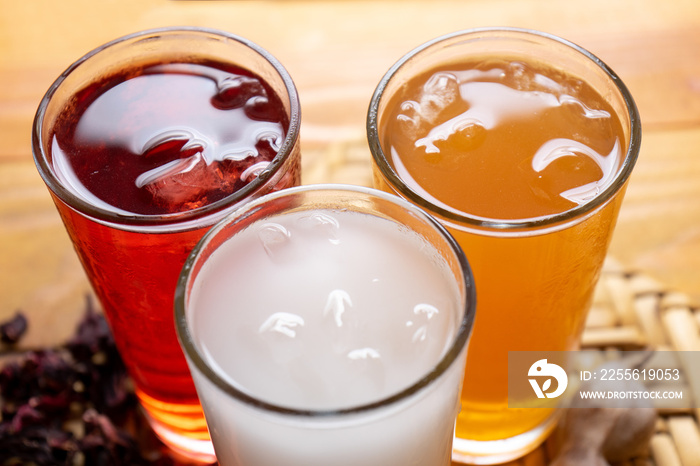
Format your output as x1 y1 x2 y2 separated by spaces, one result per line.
367 27 641 464
175 184 476 466
32 27 301 461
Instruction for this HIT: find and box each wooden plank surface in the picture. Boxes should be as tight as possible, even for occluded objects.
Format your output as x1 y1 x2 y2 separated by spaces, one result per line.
1 1 699 463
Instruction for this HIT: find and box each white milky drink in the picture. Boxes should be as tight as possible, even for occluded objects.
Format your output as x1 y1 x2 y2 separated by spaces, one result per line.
194 209 457 409
175 185 475 466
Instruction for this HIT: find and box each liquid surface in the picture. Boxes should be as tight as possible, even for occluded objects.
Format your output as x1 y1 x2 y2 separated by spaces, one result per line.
383 59 624 220
51 62 287 215
189 209 461 410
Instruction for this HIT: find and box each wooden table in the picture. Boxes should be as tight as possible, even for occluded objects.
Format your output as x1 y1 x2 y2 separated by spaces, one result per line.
1 0 699 464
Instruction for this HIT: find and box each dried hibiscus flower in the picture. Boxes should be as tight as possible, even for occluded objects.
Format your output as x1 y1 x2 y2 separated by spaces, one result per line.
0 312 28 345
0 297 176 465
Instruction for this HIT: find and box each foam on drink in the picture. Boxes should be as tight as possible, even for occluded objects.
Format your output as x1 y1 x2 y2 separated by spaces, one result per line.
188 208 461 411
384 59 624 220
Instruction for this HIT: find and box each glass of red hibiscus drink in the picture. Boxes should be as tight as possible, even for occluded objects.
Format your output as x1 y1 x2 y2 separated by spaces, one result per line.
32 27 301 462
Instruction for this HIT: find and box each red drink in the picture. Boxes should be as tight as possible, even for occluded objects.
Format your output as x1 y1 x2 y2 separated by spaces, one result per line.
32 28 301 461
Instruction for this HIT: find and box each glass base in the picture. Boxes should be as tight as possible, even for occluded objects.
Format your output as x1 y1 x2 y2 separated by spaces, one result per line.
146 412 217 464
136 389 215 463
451 414 558 465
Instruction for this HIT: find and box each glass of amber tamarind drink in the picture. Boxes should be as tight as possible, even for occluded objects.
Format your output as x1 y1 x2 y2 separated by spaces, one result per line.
367 27 641 464
32 27 301 462
175 184 476 466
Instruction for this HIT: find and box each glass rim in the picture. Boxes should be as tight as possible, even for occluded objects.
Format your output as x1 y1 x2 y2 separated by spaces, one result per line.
32 26 301 228
174 183 477 419
366 26 642 232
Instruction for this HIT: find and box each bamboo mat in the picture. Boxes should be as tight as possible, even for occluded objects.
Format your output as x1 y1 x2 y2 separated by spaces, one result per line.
302 139 700 466
575 260 700 466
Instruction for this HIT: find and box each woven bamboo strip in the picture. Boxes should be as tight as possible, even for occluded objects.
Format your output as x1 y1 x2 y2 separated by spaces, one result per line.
581 326 647 349
630 274 667 296
661 292 694 309
607 274 638 326
586 303 619 328
651 433 684 466
661 307 700 352
667 416 700 466
634 294 668 347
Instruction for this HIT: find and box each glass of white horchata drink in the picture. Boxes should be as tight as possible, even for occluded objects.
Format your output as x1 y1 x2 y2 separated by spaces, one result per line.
175 184 476 466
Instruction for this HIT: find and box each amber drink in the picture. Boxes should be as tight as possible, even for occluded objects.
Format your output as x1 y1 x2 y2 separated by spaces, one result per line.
367 28 640 464
32 27 301 462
